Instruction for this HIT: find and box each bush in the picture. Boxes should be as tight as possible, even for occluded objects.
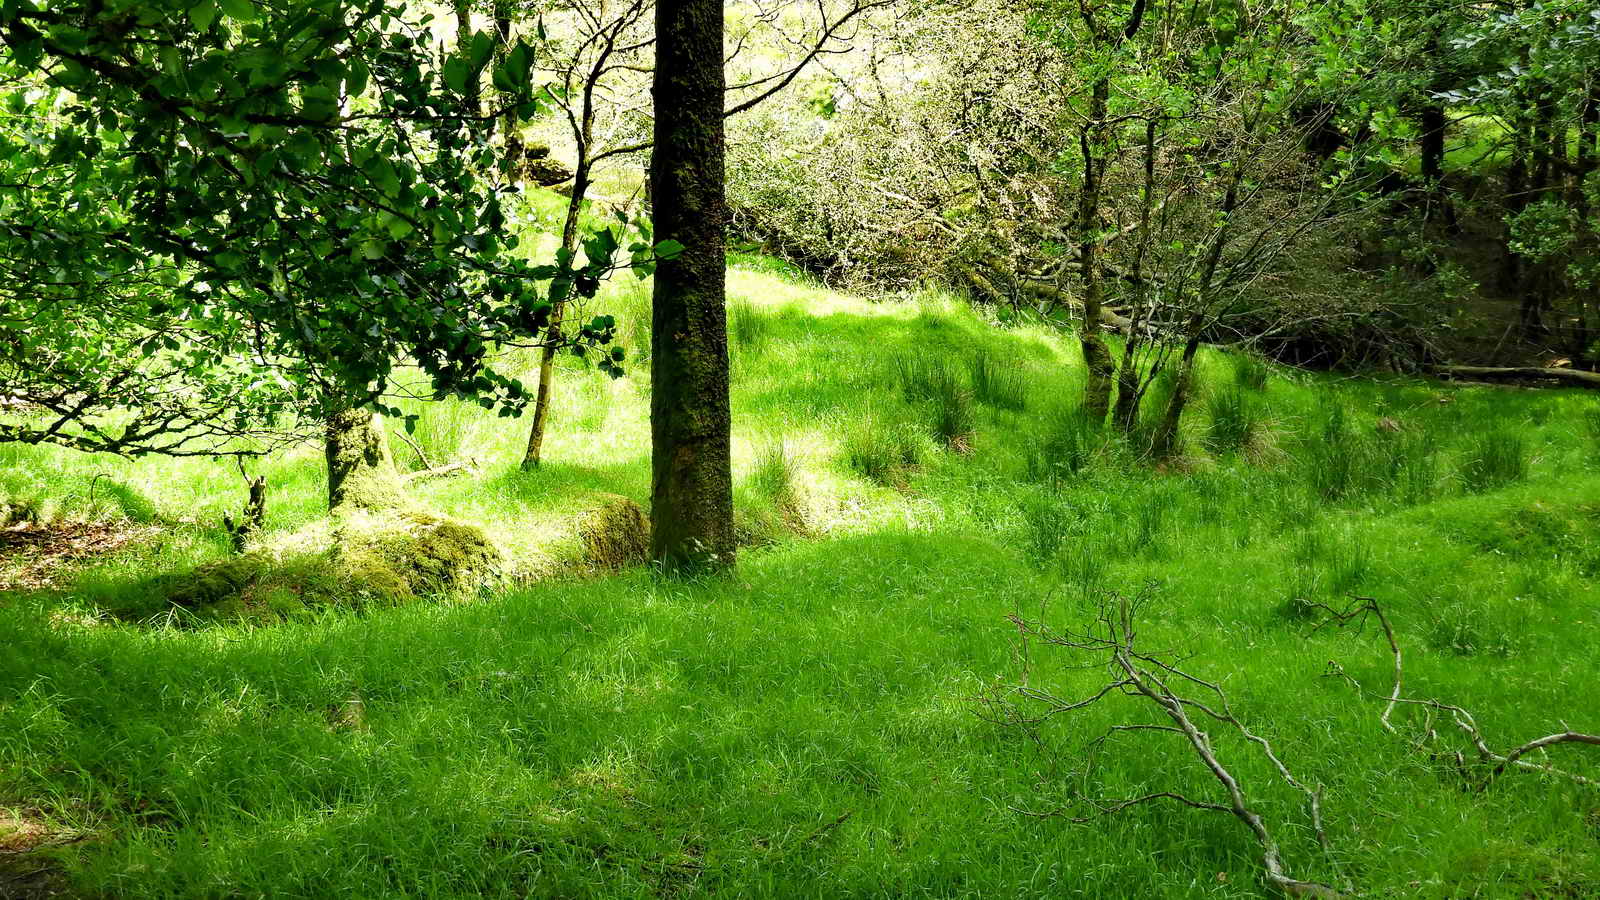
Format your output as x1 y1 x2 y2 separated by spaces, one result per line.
1458 431 1529 493
969 349 1027 411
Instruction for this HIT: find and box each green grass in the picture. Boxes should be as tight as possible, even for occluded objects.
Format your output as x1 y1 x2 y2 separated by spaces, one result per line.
3 260 1600 898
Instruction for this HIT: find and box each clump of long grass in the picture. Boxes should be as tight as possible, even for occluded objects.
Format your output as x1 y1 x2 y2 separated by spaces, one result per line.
968 349 1028 412
896 354 974 452
1375 423 1440 506
1458 430 1529 493
1581 406 1600 465
842 416 922 487
729 297 768 352
1235 354 1270 391
1019 494 1078 567
1026 405 1098 483
1203 387 1260 456
1301 400 1386 503
1132 487 1176 557
749 438 798 506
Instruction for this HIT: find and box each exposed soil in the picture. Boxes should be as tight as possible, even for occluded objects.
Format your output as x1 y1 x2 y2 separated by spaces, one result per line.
0 810 81 899
0 522 161 593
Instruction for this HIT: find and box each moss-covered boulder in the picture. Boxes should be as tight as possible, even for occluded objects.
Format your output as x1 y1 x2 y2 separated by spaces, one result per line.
164 511 501 623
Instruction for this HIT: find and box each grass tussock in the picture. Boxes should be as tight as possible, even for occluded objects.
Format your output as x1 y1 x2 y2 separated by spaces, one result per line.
968 348 1028 411
1459 430 1529 493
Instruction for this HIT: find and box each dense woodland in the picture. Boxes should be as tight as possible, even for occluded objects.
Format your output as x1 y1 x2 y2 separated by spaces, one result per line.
1 0 1599 897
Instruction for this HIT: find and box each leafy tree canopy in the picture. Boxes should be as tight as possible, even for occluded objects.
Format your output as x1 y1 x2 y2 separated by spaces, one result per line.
0 0 651 453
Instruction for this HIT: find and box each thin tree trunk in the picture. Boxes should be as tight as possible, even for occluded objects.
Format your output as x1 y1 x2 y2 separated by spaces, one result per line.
326 408 406 513
494 0 523 170
1152 174 1239 462
454 0 479 115
649 0 734 572
522 163 592 469
1077 77 1116 424
1113 117 1161 437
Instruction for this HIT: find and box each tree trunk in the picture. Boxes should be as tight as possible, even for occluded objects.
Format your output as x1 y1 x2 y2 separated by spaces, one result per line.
454 0 480 116
1151 336 1201 462
1077 77 1116 424
494 0 523 170
522 164 592 469
326 408 406 513
649 0 734 572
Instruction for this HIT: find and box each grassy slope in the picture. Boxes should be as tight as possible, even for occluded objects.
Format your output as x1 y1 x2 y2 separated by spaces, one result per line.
3 259 1600 898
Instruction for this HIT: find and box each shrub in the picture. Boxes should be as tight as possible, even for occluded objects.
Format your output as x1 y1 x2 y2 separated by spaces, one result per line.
1458 430 1529 493
969 349 1028 411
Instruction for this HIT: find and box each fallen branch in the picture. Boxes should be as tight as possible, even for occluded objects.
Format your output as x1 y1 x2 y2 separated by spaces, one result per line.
983 587 1345 899
403 459 477 483
1314 597 1599 788
1427 365 1600 391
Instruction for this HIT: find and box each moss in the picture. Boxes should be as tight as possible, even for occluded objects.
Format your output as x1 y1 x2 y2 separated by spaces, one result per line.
163 511 501 624
325 409 407 513
572 494 651 573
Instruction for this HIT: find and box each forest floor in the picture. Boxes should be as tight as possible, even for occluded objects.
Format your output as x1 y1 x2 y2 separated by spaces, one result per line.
2 259 1599 898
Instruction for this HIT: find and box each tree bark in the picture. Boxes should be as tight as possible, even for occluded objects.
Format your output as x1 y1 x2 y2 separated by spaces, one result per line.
1077 77 1116 424
522 162 592 469
494 0 523 169
649 0 734 572
325 408 407 513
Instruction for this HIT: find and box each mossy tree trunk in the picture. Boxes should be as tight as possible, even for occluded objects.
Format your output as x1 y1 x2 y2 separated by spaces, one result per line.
648 0 734 572
1074 1 1146 424
326 408 406 513
1076 76 1116 425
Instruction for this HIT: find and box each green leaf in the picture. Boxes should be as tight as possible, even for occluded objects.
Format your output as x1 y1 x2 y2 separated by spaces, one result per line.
216 0 259 22
443 56 471 94
188 1 218 32
654 239 685 260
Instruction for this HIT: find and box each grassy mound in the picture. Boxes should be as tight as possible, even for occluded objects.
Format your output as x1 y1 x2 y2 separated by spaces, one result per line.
164 511 502 622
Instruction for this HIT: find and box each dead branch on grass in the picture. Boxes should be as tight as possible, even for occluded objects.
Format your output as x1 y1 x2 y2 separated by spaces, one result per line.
981 587 1345 899
1312 597 1599 788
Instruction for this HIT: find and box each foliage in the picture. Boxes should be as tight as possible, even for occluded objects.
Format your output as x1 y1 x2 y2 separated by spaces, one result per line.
0 0 661 454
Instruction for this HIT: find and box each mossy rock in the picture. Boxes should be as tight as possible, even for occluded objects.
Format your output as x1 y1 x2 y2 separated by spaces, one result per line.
164 511 502 623
524 156 573 187
572 494 650 573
